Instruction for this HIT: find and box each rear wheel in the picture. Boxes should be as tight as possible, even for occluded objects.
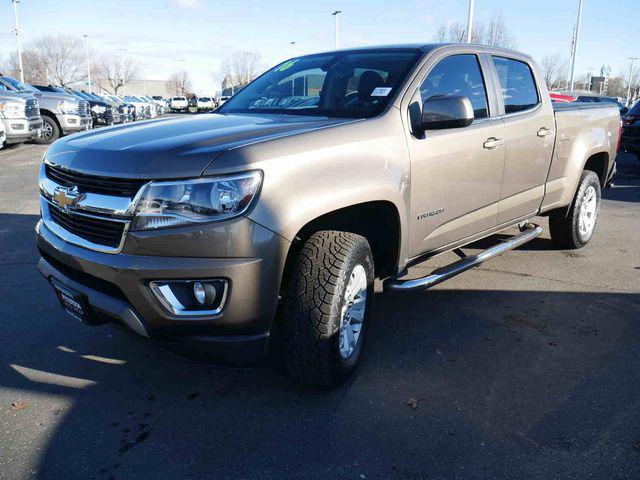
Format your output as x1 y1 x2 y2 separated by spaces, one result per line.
275 231 374 387
549 170 601 249
34 115 60 144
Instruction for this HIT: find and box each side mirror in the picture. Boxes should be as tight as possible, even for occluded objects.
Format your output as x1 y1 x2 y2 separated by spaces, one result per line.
421 95 474 130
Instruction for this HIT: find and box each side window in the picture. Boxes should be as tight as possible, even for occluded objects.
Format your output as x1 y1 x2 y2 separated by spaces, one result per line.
420 54 489 119
492 56 539 114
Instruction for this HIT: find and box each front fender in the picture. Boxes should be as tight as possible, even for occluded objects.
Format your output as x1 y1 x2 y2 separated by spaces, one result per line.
204 113 412 266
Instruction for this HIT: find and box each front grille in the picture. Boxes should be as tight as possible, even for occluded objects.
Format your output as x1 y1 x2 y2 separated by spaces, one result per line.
78 100 89 117
45 164 146 197
25 99 39 118
48 204 125 249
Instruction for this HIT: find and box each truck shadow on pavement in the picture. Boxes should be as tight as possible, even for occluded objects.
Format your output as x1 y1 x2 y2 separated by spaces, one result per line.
1 210 639 479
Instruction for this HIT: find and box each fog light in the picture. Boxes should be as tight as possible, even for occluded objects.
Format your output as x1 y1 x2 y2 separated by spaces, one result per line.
149 279 227 317
193 282 206 305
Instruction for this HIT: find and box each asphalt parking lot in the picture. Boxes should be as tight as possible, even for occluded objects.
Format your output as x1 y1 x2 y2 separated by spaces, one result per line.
1 139 639 480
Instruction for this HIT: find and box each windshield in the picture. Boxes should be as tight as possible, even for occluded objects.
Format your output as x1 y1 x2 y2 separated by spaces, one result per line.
219 49 422 118
1 76 39 93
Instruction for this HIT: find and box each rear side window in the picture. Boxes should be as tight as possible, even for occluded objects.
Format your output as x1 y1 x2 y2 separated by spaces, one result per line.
492 56 539 114
420 54 489 119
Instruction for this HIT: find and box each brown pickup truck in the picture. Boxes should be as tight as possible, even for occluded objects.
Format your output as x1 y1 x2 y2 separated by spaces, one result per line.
37 43 620 386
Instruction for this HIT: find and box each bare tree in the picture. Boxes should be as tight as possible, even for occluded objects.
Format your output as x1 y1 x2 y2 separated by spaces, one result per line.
168 71 192 96
218 51 263 92
540 53 569 90
96 54 141 94
433 12 516 49
2 34 88 86
434 22 467 43
31 34 88 86
3 49 48 84
484 12 516 49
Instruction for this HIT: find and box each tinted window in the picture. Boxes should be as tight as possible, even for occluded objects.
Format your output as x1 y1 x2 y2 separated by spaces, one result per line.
577 96 597 103
0 76 38 93
420 54 489 119
220 49 422 118
493 57 539 114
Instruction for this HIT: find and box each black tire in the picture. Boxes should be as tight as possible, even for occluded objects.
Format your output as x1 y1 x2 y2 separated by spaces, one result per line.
34 115 60 145
274 231 374 387
549 170 601 249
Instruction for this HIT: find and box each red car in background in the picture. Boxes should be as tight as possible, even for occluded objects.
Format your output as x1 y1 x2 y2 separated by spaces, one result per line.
549 92 577 103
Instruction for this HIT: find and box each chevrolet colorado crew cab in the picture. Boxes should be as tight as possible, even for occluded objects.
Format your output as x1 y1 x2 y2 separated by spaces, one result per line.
37 44 619 386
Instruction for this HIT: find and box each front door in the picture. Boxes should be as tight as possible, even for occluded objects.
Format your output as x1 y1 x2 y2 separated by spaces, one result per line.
406 53 505 257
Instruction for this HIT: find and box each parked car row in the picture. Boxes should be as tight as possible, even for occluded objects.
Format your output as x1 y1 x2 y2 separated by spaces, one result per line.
169 95 219 112
0 73 167 148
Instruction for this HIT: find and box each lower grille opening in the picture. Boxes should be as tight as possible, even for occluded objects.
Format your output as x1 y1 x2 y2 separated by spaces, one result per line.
39 249 128 302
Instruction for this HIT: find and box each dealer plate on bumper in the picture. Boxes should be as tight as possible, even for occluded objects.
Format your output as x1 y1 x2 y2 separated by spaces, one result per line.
50 279 88 322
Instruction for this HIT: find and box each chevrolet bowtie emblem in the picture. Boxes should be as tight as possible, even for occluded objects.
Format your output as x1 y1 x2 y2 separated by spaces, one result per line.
53 186 84 210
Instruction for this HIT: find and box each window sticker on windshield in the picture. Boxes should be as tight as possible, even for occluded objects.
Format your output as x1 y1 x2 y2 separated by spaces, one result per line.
276 59 298 72
371 87 392 97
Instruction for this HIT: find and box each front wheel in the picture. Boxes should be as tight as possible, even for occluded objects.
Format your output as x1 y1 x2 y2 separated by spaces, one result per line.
275 231 374 387
34 115 60 144
549 170 601 249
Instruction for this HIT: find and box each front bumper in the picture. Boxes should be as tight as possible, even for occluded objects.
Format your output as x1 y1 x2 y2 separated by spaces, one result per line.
36 216 290 364
1 117 42 143
92 111 114 125
59 114 92 134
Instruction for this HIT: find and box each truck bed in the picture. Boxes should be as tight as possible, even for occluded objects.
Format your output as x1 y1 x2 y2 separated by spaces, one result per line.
540 102 620 214
552 102 618 112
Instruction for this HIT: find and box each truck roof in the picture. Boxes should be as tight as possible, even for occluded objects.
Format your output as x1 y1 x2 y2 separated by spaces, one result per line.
311 43 529 60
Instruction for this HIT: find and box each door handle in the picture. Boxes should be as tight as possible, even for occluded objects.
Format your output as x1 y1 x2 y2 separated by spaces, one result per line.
537 127 552 137
483 137 504 149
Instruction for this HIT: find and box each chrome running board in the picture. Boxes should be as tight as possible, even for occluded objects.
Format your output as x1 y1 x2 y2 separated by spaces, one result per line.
383 224 543 292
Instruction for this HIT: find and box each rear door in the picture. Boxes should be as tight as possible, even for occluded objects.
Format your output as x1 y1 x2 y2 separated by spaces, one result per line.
404 52 505 256
489 56 556 224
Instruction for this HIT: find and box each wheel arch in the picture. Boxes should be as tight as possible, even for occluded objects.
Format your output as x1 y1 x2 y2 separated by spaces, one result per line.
280 201 403 290
583 151 610 187
39 109 61 129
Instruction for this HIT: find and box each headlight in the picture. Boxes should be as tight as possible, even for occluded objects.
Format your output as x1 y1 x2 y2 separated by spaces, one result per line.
132 171 262 231
91 105 106 114
0 101 24 119
58 99 79 115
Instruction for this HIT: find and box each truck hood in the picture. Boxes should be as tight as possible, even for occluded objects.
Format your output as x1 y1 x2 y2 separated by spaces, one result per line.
44 113 356 179
32 91 77 102
0 92 30 104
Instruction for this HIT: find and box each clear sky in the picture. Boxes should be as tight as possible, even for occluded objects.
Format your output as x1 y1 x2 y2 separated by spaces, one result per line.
0 0 638 94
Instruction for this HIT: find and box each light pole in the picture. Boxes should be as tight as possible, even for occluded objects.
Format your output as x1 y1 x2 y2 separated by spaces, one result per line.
627 57 638 107
332 10 342 49
84 35 92 93
466 0 475 43
11 0 24 83
567 0 583 92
